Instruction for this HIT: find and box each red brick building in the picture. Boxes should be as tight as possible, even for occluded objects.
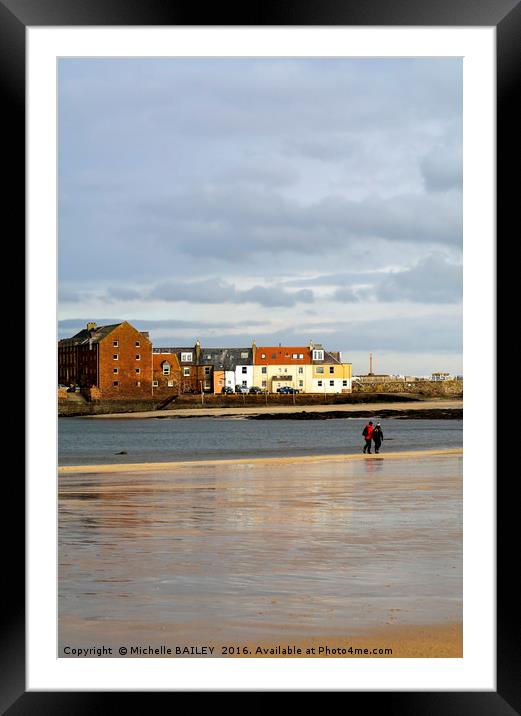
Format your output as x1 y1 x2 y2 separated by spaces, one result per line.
58 321 153 399
152 341 213 393
152 350 182 397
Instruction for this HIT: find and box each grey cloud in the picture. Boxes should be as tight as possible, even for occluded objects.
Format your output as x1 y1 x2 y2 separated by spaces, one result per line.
376 255 462 303
332 287 360 302
105 286 144 301
421 145 463 192
148 279 315 307
138 186 462 265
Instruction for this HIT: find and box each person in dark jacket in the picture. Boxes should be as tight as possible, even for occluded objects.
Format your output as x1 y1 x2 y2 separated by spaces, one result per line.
362 421 373 454
372 423 384 453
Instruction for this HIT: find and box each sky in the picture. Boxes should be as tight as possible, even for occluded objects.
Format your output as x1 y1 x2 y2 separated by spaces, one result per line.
58 58 462 376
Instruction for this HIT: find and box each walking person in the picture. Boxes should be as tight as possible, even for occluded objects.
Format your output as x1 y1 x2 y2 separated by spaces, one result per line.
362 420 374 454
372 422 384 454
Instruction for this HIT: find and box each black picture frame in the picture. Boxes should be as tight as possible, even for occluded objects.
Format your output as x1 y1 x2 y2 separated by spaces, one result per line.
7 0 508 708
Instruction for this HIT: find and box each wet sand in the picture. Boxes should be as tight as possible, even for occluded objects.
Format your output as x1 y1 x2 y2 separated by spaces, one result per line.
84 399 463 420
59 447 462 474
59 452 462 657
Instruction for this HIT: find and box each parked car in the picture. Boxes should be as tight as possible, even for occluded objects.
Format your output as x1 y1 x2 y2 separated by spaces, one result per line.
249 386 263 394
235 385 248 394
66 385 81 393
221 386 234 394
277 386 299 394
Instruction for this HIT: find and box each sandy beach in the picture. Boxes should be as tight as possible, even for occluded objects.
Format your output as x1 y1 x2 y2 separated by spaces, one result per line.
81 399 462 420
59 447 462 474
59 451 462 657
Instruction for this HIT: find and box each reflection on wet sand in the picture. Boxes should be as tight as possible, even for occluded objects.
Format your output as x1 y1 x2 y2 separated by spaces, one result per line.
59 454 462 657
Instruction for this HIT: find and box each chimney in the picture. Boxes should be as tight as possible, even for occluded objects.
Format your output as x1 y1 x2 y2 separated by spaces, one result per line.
251 340 257 362
195 340 201 362
369 353 373 375
87 322 97 332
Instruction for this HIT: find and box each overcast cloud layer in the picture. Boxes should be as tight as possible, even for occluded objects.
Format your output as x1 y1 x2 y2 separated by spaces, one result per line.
59 58 462 375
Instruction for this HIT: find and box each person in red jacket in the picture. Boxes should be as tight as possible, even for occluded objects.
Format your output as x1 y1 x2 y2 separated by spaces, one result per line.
362 421 374 454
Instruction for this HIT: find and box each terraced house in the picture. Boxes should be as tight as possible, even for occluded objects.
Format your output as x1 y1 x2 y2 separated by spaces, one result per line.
309 343 353 393
197 347 253 393
152 342 211 393
252 344 312 393
152 349 182 397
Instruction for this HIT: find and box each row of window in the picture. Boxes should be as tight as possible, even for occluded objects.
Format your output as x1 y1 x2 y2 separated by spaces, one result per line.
317 380 349 387
259 352 306 360
113 368 141 374
113 381 142 387
113 340 141 347
113 354 141 360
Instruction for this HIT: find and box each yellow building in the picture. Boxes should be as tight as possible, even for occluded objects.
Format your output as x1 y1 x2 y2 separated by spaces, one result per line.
252 363 311 393
308 361 353 393
251 344 352 394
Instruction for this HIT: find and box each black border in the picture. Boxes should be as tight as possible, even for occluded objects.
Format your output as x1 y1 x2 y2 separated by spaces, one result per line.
7 0 510 708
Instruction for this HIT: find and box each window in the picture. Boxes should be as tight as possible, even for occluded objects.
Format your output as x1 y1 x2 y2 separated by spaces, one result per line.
342 380 348 386
241 352 248 359
113 368 118 374
168 380 174 387
242 380 247 387
261 367 267 374
329 366 335 374
136 381 141 387
299 354 304 359
261 353 266 359
205 381 211 389
162 362 170 376
206 354 212 360
181 352 192 362
135 341 140 347
135 368 140 374
113 340 118 347
313 350 324 361
152 380 159 387
113 381 119 387
299 380 303 387
330 380 334 386
113 354 118 360
317 380 323 387
241 366 247 374
183 367 190 376
262 380 267 387
204 367 211 375
316 367 324 374
136 354 140 360
292 354 297 359
298 367 303 374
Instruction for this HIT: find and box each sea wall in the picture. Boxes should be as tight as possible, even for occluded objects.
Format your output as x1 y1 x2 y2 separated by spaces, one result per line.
352 379 463 397
57 391 446 417
58 399 163 417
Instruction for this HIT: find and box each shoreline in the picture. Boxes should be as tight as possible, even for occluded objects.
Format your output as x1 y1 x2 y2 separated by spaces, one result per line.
59 447 462 474
73 399 462 420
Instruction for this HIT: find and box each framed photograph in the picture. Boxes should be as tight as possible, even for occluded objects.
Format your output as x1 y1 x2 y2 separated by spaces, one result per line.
7 0 509 707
